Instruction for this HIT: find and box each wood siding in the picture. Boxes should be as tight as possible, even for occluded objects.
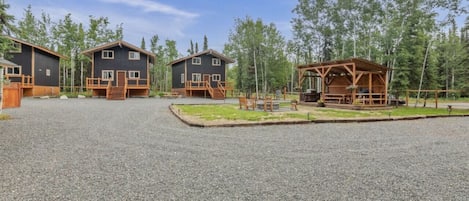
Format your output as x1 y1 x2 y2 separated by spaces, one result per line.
7 43 60 86
8 44 33 83
171 61 185 88
93 46 149 85
34 48 60 86
172 54 226 88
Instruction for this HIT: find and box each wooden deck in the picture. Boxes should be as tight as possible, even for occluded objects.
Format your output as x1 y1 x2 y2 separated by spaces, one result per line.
5 74 33 88
86 77 150 99
184 81 232 99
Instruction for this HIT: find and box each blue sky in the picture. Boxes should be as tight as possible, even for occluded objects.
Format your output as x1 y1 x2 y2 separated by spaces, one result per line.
6 0 468 56
6 0 296 54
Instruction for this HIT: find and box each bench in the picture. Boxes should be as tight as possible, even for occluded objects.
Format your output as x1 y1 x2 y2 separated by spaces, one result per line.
324 94 346 104
239 96 256 110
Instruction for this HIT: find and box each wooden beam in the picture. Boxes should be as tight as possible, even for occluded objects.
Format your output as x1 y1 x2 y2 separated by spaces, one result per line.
351 63 356 103
368 73 372 104
377 74 385 84
355 72 364 85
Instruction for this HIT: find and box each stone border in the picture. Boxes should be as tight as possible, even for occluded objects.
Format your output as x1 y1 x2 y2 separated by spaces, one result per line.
169 104 469 127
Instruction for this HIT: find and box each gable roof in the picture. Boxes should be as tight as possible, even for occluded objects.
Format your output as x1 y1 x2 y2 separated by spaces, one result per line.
81 40 156 59
168 49 234 66
4 36 66 59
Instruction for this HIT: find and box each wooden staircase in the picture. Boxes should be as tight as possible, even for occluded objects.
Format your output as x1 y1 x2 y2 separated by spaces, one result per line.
210 88 225 100
107 86 126 100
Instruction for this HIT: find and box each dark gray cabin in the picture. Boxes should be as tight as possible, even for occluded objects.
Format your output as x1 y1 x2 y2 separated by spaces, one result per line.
2 36 65 96
82 40 156 100
169 49 234 99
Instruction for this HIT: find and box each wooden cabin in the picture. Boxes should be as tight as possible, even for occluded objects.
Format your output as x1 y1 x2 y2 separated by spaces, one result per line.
169 49 234 99
2 36 66 97
82 41 156 100
297 58 390 109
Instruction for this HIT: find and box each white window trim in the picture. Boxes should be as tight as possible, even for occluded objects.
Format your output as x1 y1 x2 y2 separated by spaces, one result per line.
102 50 114 59
180 73 185 83
10 42 22 53
128 70 140 79
102 70 114 81
129 51 140 60
192 73 201 82
212 74 221 82
5 66 22 76
212 58 221 66
192 57 201 65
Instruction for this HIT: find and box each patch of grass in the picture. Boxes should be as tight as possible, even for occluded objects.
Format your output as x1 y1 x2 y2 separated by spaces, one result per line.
380 107 469 116
0 113 11 120
317 108 380 118
176 104 291 121
284 113 313 120
174 104 469 122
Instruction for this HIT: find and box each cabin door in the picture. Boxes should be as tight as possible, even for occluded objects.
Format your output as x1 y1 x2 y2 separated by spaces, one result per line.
116 71 126 87
203 74 211 85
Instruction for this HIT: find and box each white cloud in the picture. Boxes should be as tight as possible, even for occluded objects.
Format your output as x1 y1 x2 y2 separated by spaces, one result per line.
99 0 199 19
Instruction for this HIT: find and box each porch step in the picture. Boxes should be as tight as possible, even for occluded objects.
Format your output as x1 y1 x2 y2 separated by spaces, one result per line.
107 86 126 100
211 88 225 100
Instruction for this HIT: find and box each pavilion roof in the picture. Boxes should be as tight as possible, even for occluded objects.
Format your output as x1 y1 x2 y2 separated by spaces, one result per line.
297 58 389 73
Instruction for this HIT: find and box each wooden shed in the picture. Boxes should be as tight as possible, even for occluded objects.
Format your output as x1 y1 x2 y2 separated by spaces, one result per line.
297 58 389 108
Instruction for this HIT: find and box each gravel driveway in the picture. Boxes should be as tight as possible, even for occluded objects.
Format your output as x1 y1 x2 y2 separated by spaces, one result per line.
1 98 468 200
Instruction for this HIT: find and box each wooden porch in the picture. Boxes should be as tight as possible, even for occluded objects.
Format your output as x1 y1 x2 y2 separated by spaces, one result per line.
297 58 390 109
5 74 34 88
184 81 233 99
86 77 149 99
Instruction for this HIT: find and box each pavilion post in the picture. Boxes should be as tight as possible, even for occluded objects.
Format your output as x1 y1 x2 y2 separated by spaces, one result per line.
384 70 388 105
351 63 357 103
368 73 372 104
321 68 326 101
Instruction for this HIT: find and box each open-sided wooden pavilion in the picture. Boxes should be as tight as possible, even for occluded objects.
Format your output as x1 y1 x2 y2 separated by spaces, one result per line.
297 58 390 109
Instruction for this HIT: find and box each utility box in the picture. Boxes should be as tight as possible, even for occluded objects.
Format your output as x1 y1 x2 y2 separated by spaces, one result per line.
2 83 22 109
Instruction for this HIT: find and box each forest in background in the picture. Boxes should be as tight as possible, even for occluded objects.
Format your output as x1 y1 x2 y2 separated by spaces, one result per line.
1 0 469 96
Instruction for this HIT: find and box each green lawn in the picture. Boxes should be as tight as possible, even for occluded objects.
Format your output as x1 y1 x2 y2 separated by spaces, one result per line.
0 113 10 120
175 104 310 121
174 104 469 122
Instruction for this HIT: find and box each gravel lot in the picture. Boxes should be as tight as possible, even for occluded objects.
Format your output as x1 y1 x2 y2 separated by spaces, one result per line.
1 98 468 200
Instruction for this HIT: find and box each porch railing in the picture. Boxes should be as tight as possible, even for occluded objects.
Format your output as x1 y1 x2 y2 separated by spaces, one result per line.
5 74 33 88
86 78 109 88
185 80 209 90
126 78 148 88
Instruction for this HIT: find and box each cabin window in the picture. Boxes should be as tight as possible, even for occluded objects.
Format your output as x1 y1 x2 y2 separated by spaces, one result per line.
10 42 21 53
128 71 140 79
180 73 185 83
102 50 114 59
129 51 140 60
46 69 51 77
212 58 221 66
192 57 201 65
5 66 21 75
192 73 201 82
102 70 114 81
212 74 221 82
